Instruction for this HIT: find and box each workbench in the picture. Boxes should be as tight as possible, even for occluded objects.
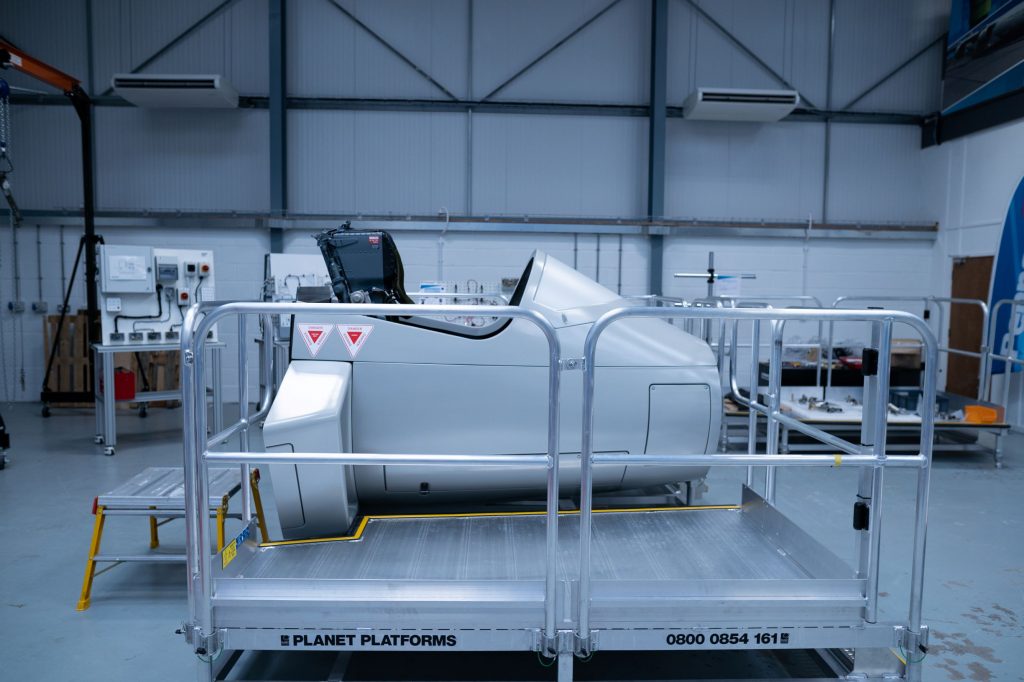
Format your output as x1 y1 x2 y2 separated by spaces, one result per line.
91 341 225 455
775 386 1009 467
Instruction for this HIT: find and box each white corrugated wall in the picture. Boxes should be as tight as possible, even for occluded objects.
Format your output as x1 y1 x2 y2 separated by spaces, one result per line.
0 0 953 401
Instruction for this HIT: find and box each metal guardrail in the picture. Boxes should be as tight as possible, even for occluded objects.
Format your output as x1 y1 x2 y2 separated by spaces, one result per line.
179 302 936 681
828 296 989 399
983 298 1024 418
577 306 936 681
181 302 564 656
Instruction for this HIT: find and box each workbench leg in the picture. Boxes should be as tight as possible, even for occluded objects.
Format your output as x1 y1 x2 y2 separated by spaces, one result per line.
557 652 573 682
76 504 106 611
103 354 117 453
149 506 160 549
93 348 104 443
216 503 227 551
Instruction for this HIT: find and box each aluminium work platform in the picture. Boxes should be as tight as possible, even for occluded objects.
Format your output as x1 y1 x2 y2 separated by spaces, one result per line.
214 488 882 653
180 302 936 682
77 466 242 610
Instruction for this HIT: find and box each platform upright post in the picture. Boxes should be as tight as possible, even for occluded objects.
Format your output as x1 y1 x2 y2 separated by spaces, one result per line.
238 315 251 524
855 325 879 588
746 319 761 487
764 321 784 503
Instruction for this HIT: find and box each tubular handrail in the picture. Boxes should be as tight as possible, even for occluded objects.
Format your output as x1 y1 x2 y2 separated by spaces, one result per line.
204 313 276 449
180 302 564 657
576 305 937 679
982 298 1024 410
721 294 825 308
828 295 990 400
407 291 510 303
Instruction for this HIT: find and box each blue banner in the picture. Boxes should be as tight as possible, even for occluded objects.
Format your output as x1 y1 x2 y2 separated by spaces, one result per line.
989 175 1024 374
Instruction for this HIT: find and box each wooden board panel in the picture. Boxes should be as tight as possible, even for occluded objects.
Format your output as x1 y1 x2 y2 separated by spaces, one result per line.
948 256 994 398
43 312 91 402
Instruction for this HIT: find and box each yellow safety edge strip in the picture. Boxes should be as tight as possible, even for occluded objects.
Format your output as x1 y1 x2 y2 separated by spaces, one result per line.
259 504 740 547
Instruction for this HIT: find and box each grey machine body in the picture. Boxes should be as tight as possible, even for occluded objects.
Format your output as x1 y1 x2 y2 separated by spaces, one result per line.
263 250 722 539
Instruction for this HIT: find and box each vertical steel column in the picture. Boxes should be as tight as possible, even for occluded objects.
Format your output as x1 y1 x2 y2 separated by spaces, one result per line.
237 316 251 524
821 0 835 221
69 90 101 353
764 321 783 503
465 0 474 215
646 0 668 296
269 0 287 253
746 320 761 487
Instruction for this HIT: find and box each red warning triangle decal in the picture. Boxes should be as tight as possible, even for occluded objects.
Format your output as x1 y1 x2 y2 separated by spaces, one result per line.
297 323 332 357
337 324 373 358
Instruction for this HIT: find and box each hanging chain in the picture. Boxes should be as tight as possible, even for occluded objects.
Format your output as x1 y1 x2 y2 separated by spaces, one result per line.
0 80 12 173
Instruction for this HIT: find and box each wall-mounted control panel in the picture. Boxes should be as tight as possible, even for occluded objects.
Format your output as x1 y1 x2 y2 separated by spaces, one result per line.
98 246 217 345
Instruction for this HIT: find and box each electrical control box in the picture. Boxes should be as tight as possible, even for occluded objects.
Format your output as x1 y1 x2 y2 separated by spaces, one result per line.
155 257 179 283
98 247 217 346
100 245 155 294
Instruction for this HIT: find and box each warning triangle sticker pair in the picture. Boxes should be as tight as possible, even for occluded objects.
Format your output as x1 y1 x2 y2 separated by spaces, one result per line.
297 323 374 358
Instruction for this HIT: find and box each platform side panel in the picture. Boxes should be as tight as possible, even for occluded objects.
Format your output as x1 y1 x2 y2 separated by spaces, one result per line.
740 486 859 580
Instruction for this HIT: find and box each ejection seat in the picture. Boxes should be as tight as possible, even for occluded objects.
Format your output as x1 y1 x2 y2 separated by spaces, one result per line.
317 225 529 339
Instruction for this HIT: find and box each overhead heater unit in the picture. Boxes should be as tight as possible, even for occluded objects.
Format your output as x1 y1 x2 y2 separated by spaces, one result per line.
683 88 799 122
111 74 239 108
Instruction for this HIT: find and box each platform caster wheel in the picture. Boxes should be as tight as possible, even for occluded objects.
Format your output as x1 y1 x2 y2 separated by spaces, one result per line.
94 435 104 445
138 406 148 418
104 446 115 456
41 405 51 418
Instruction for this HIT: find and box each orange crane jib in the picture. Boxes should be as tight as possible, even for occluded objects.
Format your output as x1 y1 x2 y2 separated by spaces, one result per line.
0 41 81 94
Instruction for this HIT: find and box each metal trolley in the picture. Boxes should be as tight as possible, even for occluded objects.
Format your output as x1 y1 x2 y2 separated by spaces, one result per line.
179 302 936 682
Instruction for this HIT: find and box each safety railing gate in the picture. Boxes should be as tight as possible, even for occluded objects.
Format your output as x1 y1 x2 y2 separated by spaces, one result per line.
179 302 935 682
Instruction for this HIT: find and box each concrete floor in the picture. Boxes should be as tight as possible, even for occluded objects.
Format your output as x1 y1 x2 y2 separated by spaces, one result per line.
0 402 1022 681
